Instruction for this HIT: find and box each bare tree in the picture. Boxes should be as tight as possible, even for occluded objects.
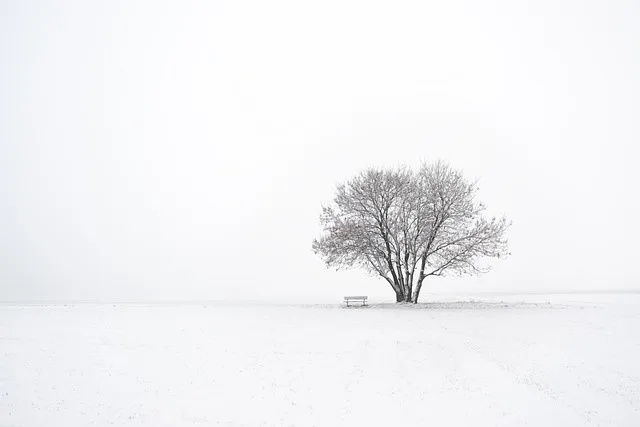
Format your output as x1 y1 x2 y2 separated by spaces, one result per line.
312 161 510 303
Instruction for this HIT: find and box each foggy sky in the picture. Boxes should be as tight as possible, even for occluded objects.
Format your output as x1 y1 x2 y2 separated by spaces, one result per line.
1 0 638 302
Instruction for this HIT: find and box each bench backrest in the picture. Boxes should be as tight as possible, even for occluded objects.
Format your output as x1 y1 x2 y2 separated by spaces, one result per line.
344 296 368 300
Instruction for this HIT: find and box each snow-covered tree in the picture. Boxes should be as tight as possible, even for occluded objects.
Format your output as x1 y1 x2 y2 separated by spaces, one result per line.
312 161 510 303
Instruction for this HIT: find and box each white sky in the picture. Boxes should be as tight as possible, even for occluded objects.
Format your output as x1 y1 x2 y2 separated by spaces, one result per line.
1 0 638 302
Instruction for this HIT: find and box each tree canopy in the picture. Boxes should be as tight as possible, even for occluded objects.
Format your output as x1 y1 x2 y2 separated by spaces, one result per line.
313 161 510 303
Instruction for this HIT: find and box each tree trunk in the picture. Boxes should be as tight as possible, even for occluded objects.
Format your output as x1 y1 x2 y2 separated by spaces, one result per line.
404 270 412 302
395 261 405 298
413 254 428 303
395 291 404 303
413 276 425 303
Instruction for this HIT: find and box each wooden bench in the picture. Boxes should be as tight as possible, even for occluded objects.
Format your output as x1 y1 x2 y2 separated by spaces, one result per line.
344 296 368 307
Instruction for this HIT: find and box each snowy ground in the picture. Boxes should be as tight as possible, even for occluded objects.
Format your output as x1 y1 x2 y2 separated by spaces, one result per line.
1 293 639 426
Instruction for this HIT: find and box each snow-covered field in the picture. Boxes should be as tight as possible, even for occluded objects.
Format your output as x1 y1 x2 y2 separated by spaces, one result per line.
1 293 639 426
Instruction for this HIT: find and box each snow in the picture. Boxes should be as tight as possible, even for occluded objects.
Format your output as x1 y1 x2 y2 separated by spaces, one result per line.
1 293 639 426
